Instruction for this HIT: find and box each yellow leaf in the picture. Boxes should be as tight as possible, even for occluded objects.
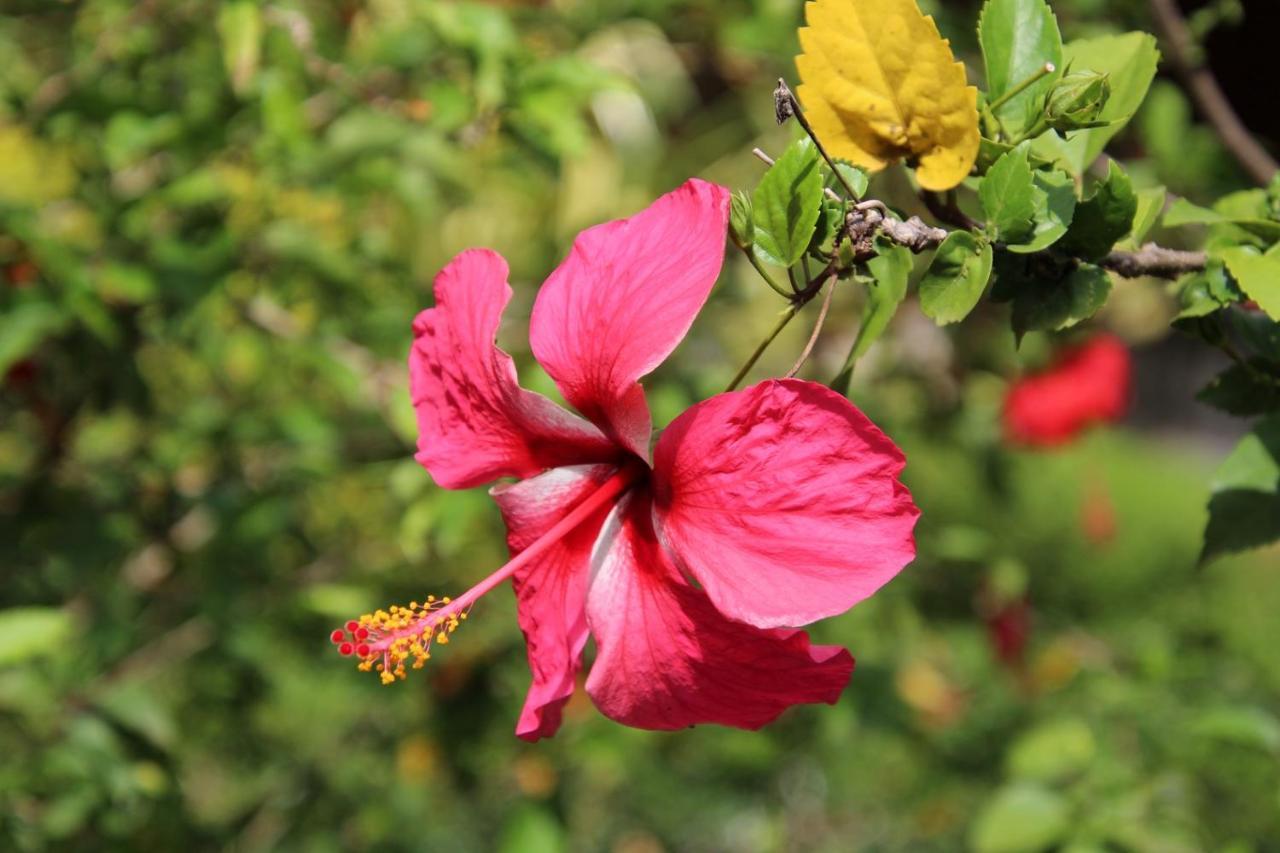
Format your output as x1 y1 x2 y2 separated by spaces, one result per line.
796 0 980 191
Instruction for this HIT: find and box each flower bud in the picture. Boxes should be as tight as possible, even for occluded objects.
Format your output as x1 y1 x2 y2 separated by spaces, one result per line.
729 190 754 250
1045 71 1111 132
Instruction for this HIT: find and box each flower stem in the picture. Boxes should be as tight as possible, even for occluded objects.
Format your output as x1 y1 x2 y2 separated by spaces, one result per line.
785 276 836 379
987 62 1057 114
740 245 792 298
724 304 800 392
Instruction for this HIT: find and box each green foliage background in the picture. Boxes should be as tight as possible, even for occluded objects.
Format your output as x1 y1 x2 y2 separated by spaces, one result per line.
2 0 1278 850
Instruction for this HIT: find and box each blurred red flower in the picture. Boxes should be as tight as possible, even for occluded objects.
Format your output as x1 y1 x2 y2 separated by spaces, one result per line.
1003 335 1132 447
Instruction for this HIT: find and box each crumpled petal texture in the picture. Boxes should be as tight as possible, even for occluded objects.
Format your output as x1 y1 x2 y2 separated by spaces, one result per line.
652 379 919 629
1003 334 1132 447
491 464 618 741
409 249 617 489
530 179 731 459
796 0 980 191
584 494 855 730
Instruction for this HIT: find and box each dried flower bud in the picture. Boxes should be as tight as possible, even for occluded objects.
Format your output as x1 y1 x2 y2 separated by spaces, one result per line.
773 78 796 125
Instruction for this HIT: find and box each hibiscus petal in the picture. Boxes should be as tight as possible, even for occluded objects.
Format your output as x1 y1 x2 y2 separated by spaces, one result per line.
584 493 854 731
410 249 619 489
491 464 618 741
529 179 731 459
651 378 919 629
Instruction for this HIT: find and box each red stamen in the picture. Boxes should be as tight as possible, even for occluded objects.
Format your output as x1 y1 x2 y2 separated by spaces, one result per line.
338 642 354 656
345 620 359 633
330 629 345 644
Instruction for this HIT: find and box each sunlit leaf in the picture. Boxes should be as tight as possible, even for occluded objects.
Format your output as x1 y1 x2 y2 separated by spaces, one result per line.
1006 168 1077 254
0 608 72 666
1218 246 1280 320
919 231 993 325
1057 32 1160 174
1165 197 1280 242
216 2 262 96
751 137 824 267
0 302 69 375
1121 185 1167 248
979 0 1063 135
970 785 1071 853
1006 718 1096 782
980 143 1038 243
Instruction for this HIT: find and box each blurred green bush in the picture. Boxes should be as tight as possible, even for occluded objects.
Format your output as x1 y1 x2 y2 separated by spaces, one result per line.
1 0 1277 850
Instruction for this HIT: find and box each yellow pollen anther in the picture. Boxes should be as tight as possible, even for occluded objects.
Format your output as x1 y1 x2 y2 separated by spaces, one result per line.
335 593 472 685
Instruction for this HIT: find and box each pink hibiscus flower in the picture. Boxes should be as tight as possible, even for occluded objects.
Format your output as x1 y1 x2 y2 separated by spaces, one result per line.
331 179 919 740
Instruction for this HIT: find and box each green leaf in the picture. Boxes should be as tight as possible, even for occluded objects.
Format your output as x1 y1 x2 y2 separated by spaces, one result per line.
0 301 69 375
1165 197 1280 241
1058 160 1137 259
831 161 869 198
919 232 994 325
1225 307 1280 362
1197 362 1280 416
832 241 912 392
1058 32 1160 174
498 805 566 853
729 190 754 249
1012 263 1111 338
980 143 1038 243
1191 706 1280 754
1201 415 1280 563
1217 246 1280 320
1162 197 1219 228
1006 719 1096 782
978 0 1063 135
1121 185 1166 248
970 785 1071 853
0 608 72 666
808 199 845 253
751 137 824 268
1173 264 1237 320
216 2 263 96
1007 169 1077 254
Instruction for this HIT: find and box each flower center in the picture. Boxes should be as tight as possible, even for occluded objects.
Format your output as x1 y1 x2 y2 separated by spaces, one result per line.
329 461 644 684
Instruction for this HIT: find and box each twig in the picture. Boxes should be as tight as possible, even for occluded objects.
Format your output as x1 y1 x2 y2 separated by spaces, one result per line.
752 147 842 202
786 276 837 378
1149 0 1277 185
725 305 800 392
987 62 1057 113
775 79 864 200
921 190 981 231
1099 243 1208 278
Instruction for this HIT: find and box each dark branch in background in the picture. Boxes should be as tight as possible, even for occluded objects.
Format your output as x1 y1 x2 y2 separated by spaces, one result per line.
921 190 981 231
1149 0 1278 186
